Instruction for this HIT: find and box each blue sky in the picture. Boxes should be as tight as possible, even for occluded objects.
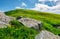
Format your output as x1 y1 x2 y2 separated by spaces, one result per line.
0 0 60 14
0 0 38 11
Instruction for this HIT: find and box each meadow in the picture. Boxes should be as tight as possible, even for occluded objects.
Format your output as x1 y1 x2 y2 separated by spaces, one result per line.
0 9 60 39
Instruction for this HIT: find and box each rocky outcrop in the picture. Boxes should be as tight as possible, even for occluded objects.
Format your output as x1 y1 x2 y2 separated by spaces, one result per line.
0 12 15 28
57 26 60 29
35 30 60 39
18 17 42 30
0 21 8 28
0 12 15 23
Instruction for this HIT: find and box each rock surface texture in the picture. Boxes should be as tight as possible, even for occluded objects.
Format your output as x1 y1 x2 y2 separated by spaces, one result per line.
57 26 60 29
0 12 15 28
18 17 42 30
35 30 60 39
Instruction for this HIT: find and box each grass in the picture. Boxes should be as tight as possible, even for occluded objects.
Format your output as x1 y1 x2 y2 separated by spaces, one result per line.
0 20 38 39
0 9 59 39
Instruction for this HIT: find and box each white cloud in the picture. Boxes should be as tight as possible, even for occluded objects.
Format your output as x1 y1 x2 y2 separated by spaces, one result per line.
0 10 4 12
15 7 25 9
39 0 46 1
15 2 27 9
31 3 50 11
21 2 27 7
15 7 21 9
31 3 60 14
39 0 58 2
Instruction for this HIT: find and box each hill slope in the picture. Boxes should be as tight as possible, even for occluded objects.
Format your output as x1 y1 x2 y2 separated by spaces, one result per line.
5 9 60 36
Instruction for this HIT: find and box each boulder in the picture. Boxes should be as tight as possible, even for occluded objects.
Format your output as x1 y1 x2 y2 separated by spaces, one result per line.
57 26 60 29
0 21 8 28
0 12 15 28
18 17 42 30
0 12 15 23
35 30 60 39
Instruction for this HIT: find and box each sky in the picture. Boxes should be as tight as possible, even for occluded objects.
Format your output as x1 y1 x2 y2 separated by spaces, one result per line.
0 0 60 14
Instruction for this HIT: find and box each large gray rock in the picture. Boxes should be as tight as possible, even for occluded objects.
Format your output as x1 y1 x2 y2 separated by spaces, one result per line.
35 30 60 39
0 12 15 23
0 12 15 28
0 21 8 28
57 26 60 29
18 17 42 30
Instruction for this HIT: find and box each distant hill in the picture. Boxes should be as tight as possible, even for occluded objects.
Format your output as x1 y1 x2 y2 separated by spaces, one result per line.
5 9 60 36
5 9 60 39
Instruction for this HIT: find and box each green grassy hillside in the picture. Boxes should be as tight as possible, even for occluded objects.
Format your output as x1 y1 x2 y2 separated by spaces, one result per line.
2 9 60 39
0 20 38 39
5 9 60 35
